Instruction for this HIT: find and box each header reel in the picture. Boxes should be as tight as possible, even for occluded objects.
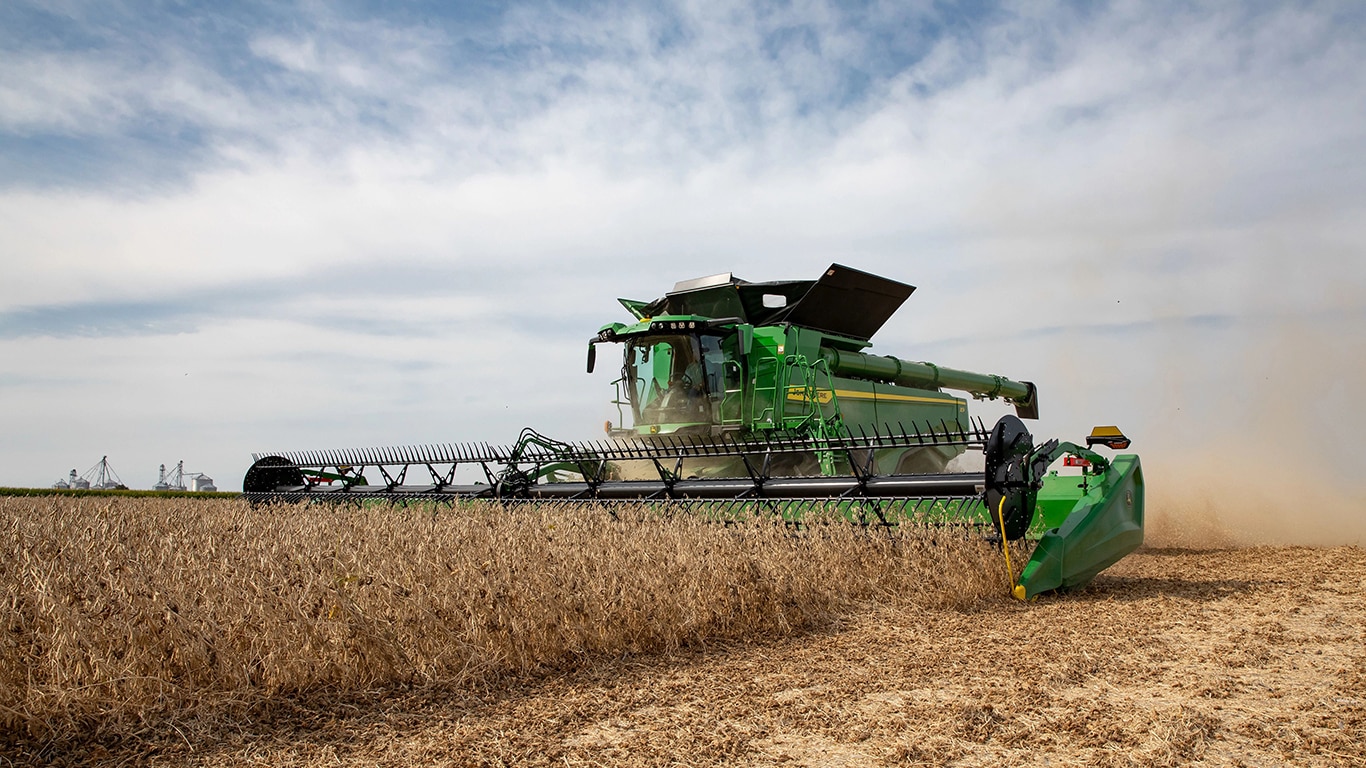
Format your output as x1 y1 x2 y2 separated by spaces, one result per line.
244 415 1143 598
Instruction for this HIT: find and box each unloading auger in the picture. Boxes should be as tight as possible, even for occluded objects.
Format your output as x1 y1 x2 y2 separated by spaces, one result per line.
244 264 1144 598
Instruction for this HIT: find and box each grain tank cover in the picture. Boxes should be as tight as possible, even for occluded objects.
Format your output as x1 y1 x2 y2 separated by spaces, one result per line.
645 263 914 341
774 264 914 341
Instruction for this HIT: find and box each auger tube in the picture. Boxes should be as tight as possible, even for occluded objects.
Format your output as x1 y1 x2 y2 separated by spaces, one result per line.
820 347 1038 418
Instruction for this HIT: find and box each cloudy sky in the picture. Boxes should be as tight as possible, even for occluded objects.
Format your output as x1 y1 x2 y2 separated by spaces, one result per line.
1 2 1363 518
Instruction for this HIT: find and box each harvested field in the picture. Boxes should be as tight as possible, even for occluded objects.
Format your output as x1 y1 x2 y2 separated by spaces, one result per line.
3 498 1364 766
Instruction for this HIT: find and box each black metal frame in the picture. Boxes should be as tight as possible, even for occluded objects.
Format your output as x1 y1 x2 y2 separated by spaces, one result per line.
244 423 1010 542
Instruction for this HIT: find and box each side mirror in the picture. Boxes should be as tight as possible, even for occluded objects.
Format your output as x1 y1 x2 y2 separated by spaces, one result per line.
586 343 597 374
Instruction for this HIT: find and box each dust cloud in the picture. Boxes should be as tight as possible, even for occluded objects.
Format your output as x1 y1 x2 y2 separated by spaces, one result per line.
1144 449 1366 548
1137 306 1366 548
1029 218 1366 549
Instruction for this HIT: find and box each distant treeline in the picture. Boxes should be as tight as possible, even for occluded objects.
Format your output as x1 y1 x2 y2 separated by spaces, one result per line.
0 487 240 499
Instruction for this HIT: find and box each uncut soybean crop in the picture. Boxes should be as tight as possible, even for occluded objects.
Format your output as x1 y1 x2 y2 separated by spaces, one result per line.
0 495 1009 744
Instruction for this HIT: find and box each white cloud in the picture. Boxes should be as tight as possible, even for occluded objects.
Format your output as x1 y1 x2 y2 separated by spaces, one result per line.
1 1 1363 492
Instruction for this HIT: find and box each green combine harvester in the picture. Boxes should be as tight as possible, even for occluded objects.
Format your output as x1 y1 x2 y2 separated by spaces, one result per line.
245 265 1143 598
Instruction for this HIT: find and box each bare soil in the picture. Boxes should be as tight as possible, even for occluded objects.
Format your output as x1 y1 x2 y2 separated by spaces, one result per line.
23 545 1365 767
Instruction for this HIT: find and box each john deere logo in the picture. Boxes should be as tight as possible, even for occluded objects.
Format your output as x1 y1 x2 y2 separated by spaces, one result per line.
786 389 835 404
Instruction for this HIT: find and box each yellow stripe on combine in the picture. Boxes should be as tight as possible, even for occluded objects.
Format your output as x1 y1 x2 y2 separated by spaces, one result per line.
837 389 962 406
785 389 964 407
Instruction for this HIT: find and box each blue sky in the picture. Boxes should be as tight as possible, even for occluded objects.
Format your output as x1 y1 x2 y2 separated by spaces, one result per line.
1 0 1364 531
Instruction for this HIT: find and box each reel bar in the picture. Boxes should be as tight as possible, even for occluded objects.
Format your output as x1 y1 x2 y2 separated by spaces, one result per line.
252 442 513 467
248 471 984 502
251 418 991 471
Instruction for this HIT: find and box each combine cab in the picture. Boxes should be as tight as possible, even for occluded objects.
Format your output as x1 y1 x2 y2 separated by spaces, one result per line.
245 265 1143 599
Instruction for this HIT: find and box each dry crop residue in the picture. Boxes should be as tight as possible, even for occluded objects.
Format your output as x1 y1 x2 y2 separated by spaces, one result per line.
4 498 1364 766
118 549 1366 767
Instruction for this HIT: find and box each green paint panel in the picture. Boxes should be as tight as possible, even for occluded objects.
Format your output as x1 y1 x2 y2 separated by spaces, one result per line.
1017 455 1144 598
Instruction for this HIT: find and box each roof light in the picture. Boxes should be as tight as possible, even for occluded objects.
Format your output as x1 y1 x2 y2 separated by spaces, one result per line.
1086 426 1131 450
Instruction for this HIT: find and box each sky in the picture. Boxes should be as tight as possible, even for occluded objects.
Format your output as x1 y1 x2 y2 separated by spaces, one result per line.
1 0 1364 530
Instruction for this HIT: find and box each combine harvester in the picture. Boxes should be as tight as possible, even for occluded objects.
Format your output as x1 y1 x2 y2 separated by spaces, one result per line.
245 265 1143 598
